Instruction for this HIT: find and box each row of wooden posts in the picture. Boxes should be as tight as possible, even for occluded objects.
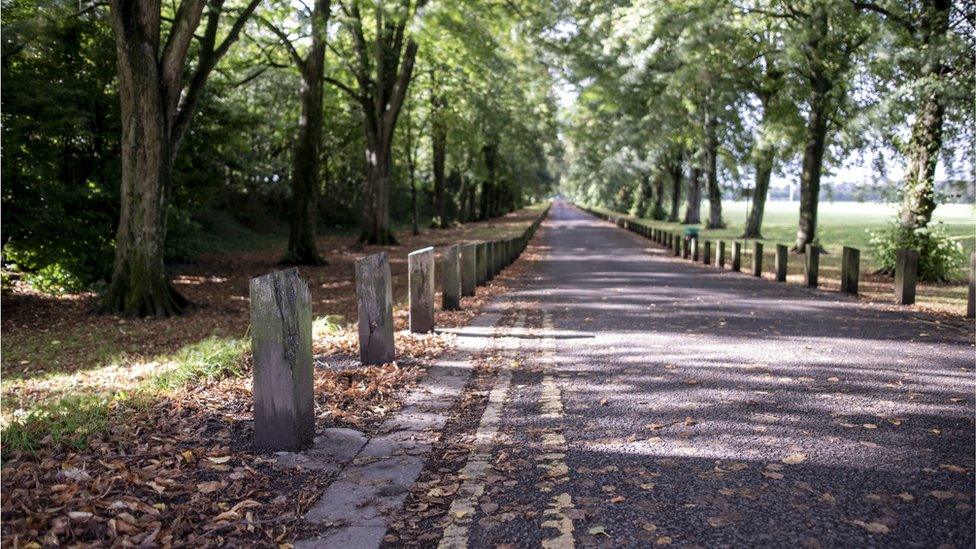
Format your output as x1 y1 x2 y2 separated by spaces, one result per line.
247 205 550 451
582 207 976 319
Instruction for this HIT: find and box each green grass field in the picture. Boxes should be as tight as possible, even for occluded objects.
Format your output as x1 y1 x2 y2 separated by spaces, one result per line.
587 200 975 313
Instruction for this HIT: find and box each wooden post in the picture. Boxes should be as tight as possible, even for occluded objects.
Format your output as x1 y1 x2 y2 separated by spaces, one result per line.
356 252 395 365
703 240 712 265
476 242 488 285
894 248 918 305
731 241 742 272
775 244 788 282
752 242 763 277
968 252 975 319
691 238 699 262
409 247 435 332
442 244 461 311
249 268 314 451
841 246 860 295
673 233 682 257
717 240 726 268
682 236 690 259
804 244 819 288
460 243 477 296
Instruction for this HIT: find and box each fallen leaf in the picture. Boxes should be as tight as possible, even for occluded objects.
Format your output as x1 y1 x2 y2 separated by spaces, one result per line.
782 453 807 465
589 525 610 537
656 536 672 545
208 456 232 464
762 471 784 480
930 490 955 500
939 464 966 473
197 481 222 493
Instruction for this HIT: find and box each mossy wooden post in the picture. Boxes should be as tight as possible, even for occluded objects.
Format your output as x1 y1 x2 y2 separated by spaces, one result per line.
442 244 461 311
673 233 681 257
717 240 726 268
476 242 488 285
682 237 691 260
967 252 975 318
804 244 820 288
703 240 712 265
409 247 435 333
775 244 788 282
356 252 395 365
249 268 313 451
691 238 699 262
841 246 860 295
731 241 742 272
895 248 918 305
494 241 503 273
460 243 477 297
752 242 763 277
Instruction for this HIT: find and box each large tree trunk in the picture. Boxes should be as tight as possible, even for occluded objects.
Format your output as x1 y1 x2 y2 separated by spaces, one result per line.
667 151 683 222
103 1 186 317
899 0 950 231
431 93 447 228
284 5 327 265
744 144 774 239
651 173 666 220
361 137 398 244
794 76 830 251
632 174 651 217
480 140 498 220
703 107 725 229
683 164 702 224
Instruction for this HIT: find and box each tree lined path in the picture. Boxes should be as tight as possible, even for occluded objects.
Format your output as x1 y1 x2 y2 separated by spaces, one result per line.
386 199 974 547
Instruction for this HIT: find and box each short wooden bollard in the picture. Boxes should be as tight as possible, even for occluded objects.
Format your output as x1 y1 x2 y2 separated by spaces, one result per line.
682 237 691 259
717 240 726 268
356 252 395 365
250 268 314 451
409 247 435 332
703 240 712 265
460 243 477 296
494 241 503 273
752 242 763 277
442 244 461 310
968 252 975 319
775 244 788 282
673 234 682 257
841 246 860 295
731 241 742 272
895 248 918 305
476 242 488 285
804 244 819 288
690 238 699 261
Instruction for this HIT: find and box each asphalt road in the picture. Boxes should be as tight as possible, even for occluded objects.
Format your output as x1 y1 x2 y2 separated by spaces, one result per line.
398 199 975 548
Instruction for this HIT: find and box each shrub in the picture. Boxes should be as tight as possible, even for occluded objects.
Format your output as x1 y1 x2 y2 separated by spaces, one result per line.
868 222 966 282
164 207 205 263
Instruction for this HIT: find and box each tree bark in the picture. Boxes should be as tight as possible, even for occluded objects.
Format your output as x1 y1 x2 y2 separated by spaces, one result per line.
481 139 498 220
651 173 666 220
899 0 950 231
703 105 724 229
794 72 830 251
667 150 683 222
431 92 447 228
633 174 652 217
683 164 702 224
284 0 329 265
103 0 258 317
744 145 774 239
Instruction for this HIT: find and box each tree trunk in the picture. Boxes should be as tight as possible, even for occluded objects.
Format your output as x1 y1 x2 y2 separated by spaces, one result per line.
284 6 327 265
651 173 666 220
481 140 498 220
683 164 702 224
431 93 447 228
667 151 683 222
744 145 774 239
703 107 725 229
793 77 830 251
899 0 950 231
102 1 186 317
409 150 419 236
361 139 398 244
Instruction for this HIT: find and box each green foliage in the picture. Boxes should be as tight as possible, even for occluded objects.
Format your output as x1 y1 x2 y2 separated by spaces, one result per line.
164 207 205 264
869 222 966 282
